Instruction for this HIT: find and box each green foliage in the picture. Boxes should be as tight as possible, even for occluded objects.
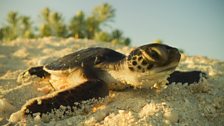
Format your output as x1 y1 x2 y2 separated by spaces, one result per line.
92 3 115 23
19 16 34 38
0 11 34 41
85 16 100 39
68 3 116 40
0 3 131 45
110 29 131 45
87 3 115 39
69 11 86 38
39 8 67 37
94 31 111 42
3 11 19 40
93 29 131 45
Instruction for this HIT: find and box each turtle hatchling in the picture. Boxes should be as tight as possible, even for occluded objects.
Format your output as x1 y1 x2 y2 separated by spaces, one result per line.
9 43 207 122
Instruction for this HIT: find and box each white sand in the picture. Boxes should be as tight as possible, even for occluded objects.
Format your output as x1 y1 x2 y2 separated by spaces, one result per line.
0 37 223 125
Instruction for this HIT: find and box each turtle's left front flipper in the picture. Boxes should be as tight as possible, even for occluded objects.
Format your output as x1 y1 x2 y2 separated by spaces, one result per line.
28 66 50 78
9 79 109 123
167 71 207 85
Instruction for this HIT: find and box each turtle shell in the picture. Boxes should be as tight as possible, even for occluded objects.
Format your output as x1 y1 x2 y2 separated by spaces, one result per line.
45 47 126 71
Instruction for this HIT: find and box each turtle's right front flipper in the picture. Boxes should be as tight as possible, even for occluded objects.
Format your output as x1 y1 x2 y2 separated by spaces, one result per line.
167 70 207 85
9 79 109 122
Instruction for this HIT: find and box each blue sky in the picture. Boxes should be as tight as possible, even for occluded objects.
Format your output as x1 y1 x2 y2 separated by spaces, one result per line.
0 0 224 60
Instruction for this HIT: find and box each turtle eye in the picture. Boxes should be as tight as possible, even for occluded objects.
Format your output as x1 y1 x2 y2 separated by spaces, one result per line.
150 49 160 60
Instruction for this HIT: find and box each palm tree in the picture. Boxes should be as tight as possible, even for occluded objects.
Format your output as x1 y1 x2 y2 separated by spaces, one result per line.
39 8 51 37
49 12 67 37
0 3 132 45
110 29 130 45
69 11 86 38
92 3 115 23
0 27 9 40
19 16 34 38
0 11 35 40
85 16 100 39
85 3 115 39
5 11 19 40
111 29 123 40
94 31 111 42
39 8 67 37
123 37 131 45
41 8 50 23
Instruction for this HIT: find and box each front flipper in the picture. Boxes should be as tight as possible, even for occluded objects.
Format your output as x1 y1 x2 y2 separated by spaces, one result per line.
9 79 108 122
167 71 207 85
28 66 50 78
26 79 108 115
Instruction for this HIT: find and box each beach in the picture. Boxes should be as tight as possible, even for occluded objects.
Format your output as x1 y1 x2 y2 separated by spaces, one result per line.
0 37 223 125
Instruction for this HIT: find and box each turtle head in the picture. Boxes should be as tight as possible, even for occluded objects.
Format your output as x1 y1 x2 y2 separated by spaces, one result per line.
127 43 181 74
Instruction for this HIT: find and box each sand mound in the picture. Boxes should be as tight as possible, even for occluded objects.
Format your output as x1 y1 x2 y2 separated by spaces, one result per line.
0 37 223 125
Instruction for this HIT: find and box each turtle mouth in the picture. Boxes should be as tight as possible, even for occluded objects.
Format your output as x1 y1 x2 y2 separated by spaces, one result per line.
147 62 179 75
157 62 179 72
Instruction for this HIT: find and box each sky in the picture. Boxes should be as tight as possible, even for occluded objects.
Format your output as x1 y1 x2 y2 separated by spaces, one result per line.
0 0 224 60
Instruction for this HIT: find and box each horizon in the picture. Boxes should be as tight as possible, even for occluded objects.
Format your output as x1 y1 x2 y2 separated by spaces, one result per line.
0 0 224 60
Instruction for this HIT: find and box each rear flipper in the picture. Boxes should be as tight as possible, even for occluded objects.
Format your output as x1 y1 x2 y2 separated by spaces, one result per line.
9 79 109 122
167 71 207 85
28 66 50 78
